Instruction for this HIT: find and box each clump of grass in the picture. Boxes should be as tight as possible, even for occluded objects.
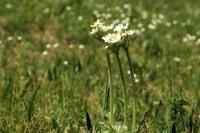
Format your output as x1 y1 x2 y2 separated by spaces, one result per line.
164 89 191 132
28 84 40 122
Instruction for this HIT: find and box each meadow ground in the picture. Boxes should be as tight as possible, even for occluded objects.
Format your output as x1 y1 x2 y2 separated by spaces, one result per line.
0 0 200 132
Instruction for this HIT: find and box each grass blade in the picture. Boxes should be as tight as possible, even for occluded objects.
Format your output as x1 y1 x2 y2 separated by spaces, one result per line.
27 83 40 122
86 111 92 132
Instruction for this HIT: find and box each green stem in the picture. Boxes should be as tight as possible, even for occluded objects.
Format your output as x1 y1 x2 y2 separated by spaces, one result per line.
115 52 127 125
124 47 136 93
132 98 136 132
124 47 137 131
106 52 114 124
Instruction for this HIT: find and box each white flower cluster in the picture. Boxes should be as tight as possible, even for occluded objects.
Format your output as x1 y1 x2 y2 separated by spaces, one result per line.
90 19 136 52
182 33 200 46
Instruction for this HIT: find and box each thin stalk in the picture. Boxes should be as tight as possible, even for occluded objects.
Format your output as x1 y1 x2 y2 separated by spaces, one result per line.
132 98 136 132
115 52 127 125
106 52 114 124
124 47 136 93
124 47 137 131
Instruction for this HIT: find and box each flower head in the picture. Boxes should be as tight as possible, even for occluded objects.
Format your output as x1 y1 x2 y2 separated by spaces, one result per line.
114 23 128 33
102 33 122 52
90 19 137 51
121 29 137 48
102 33 121 44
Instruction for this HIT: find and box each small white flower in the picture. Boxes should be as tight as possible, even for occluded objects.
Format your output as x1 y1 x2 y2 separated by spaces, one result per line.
69 44 74 48
158 14 165 20
122 17 130 24
153 19 162 24
102 33 121 44
43 8 50 14
196 31 200 35
137 23 143 28
105 13 112 19
152 19 158 25
46 44 51 49
52 43 59 48
173 57 181 62
17 36 22 41
148 24 156 30
6 4 12 9
195 39 200 45
79 44 85 49
93 10 100 18
120 13 126 18
182 37 188 42
66 6 71 11
78 16 83 21
135 30 141 36
153 101 160 105
7 36 13 41
126 29 135 35
140 28 145 32
166 22 171 27
63 60 69 65
187 34 196 41
172 20 178 25
181 22 186 27
135 78 139 83
42 51 48 56
115 6 121 11
141 11 148 19
187 65 192 70
123 4 131 9
133 74 137 78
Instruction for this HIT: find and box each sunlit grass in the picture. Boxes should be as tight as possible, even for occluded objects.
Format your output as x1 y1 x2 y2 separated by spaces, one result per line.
0 0 200 132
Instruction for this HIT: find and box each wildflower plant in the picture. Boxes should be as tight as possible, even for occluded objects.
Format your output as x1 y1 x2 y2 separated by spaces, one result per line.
90 19 137 129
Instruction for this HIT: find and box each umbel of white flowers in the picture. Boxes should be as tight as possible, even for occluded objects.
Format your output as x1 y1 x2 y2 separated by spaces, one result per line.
90 19 137 52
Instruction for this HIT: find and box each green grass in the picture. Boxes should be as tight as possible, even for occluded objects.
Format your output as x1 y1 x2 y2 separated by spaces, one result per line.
0 0 200 132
